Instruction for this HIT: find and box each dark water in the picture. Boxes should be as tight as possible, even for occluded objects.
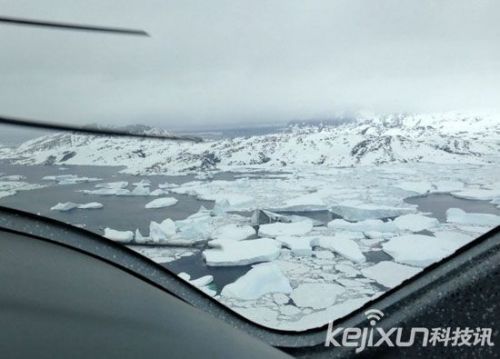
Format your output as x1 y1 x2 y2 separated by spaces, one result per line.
405 193 500 222
0 161 213 234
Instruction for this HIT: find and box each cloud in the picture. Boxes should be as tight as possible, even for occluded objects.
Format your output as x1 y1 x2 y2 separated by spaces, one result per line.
1 0 499 129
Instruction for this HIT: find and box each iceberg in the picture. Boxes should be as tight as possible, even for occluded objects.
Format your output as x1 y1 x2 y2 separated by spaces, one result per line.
393 214 439 232
290 283 346 309
145 197 178 209
446 208 500 227
202 238 281 266
361 261 422 288
259 220 313 238
103 228 134 243
95 181 128 189
221 263 292 300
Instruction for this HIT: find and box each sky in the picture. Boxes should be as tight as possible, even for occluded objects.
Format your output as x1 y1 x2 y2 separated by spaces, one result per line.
1 0 499 130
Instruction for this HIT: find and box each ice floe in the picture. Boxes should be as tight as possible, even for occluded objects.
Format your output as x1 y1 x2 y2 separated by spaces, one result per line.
276 236 313 256
259 220 313 238
328 218 397 233
290 283 346 309
203 238 281 266
221 263 292 300
103 228 134 243
361 261 422 288
382 234 453 267
393 213 439 232
42 174 101 184
312 236 366 263
330 200 416 221
50 201 103 211
211 224 255 241
446 208 500 227
145 197 178 208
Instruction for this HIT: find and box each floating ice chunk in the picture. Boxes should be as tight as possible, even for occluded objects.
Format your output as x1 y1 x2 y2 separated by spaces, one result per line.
259 220 313 238
134 229 148 244
451 188 500 201
95 181 128 189
283 193 327 210
42 174 100 184
328 219 397 233
361 261 422 288
331 200 415 221
393 214 439 232
149 219 177 243
446 208 500 227
382 234 452 267
290 283 346 309
203 238 281 266
131 184 150 196
313 236 365 263
432 230 475 251
178 272 191 281
50 202 78 211
190 275 214 288
103 228 134 243
396 181 433 195
211 224 255 241
145 197 178 209
221 263 292 300
77 202 103 209
275 236 313 256
81 188 130 196
211 199 230 216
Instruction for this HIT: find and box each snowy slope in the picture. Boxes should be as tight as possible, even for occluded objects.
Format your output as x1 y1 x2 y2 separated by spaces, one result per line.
3 111 499 174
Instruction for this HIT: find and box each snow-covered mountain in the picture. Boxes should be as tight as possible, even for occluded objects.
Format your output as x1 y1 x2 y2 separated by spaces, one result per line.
3 112 499 174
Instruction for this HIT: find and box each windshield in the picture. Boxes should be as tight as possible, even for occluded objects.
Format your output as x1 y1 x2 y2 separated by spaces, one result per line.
1 1 499 332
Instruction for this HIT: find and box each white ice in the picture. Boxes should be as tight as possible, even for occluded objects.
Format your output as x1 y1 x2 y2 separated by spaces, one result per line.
393 213 439 232
203 238 281 266
259 220 313 238
290 283 346 309
221 263 292 300
328 218 398 233
211 223 255 241
446 208 500 227
361 261 422 288
145 197 178 208
103 228 134 243
275 236 313 256
382 234 454 267
330 200 416 221
312 235 366 263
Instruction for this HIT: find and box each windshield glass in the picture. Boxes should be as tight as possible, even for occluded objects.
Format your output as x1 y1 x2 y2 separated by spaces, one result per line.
1 0 499 332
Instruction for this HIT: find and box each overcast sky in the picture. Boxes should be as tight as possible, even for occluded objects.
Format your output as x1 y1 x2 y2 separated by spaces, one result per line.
1 0 499 130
